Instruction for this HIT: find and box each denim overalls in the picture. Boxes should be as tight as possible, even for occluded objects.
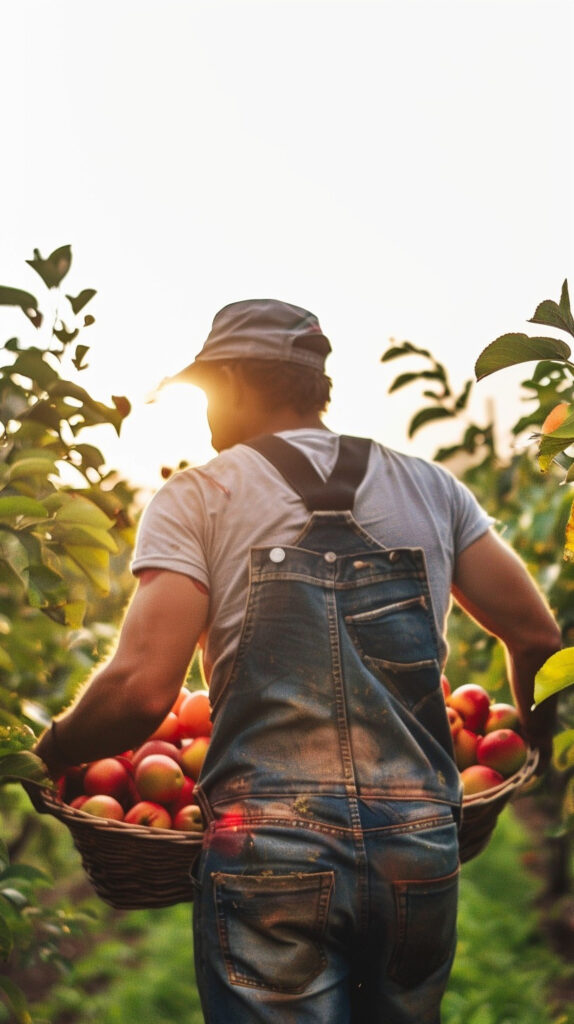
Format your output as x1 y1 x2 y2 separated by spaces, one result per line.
193 435 462 1024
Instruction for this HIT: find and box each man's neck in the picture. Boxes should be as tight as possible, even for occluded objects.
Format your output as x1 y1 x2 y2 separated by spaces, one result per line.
253 410 328 436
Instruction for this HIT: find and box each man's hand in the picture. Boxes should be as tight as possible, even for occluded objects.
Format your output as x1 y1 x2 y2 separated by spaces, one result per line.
452 529 562 762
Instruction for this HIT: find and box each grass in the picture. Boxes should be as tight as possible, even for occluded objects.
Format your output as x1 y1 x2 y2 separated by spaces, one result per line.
444 808 574 1024
16 806 574 1024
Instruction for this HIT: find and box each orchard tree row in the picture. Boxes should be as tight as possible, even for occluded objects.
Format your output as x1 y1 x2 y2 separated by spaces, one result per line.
0 247 139 1022
382 278 574 903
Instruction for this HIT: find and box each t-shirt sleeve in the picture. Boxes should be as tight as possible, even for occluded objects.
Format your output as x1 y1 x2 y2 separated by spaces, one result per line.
447 471 492 555
131 471 210 587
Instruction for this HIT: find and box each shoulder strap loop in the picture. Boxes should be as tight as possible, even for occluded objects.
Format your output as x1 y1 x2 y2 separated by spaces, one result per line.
244 434 371 511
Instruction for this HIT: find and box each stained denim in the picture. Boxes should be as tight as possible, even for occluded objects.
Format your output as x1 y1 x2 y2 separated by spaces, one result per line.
193 511 462 1023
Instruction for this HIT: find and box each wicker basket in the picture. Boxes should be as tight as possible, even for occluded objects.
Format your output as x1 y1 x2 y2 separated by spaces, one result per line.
458 746 539 863
38 788 204 910
37 747 539 908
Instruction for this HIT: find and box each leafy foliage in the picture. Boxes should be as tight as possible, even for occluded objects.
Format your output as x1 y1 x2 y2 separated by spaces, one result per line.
381 277 574 882
0 246 139 1022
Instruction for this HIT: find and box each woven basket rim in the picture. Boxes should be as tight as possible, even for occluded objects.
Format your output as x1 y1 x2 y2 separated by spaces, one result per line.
461 746 539 807
38 787 204 844
38 745 540 833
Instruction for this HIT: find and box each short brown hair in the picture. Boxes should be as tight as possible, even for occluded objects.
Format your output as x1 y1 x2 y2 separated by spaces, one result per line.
202 359 332 415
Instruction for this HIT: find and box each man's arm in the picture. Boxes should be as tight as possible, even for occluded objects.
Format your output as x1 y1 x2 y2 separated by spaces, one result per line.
452 529 562 767
35 570 209 779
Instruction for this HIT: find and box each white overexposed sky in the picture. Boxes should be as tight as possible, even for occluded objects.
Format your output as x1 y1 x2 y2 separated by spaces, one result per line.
1 0 572 490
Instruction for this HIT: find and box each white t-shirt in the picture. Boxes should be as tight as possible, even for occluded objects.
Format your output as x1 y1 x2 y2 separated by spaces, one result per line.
132 429 491 705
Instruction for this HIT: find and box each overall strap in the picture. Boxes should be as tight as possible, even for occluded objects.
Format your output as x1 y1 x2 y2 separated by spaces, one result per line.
244 434 372 511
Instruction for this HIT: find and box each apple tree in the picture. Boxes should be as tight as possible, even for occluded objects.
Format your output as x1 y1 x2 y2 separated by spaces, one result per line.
381 279 574 895
0 246 138 1022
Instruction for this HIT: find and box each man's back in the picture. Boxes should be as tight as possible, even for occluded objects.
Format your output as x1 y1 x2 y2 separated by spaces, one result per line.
132 428 490 704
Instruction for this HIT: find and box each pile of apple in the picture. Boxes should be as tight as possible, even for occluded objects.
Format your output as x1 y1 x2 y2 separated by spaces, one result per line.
441 676 529 796
57 687 212 831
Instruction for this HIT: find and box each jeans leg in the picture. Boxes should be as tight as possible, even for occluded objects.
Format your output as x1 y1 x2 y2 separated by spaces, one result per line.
351 809 459 1024
192 822 353 1024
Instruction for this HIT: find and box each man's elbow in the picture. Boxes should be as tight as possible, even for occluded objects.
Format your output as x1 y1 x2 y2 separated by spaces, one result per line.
510 619 563 663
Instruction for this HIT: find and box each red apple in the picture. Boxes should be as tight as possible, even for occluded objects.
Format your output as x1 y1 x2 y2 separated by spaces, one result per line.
124 801 172 829
171 687 191 715
446 705 463 738
440 674 451 701
81 794 125 820
69 795 89 809
83 758 131 799
178 691 212 739
447 684 491 733
173 804 204 831
131 740 182 769
134 753 185 804
453 728 479 771
180 736 210 780
460 764 505 796
476 729 527 777
146 711 181 744
484 703 520 734
169 774 196 813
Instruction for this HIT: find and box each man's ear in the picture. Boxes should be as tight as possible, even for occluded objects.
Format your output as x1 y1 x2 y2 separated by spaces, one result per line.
222 363 251 409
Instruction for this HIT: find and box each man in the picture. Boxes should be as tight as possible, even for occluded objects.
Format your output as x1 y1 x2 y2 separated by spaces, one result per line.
35 299 561 1023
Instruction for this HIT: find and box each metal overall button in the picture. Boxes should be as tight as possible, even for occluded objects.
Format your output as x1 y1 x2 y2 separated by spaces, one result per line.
388 551 401 563
323 551 337 563
269 548 286 563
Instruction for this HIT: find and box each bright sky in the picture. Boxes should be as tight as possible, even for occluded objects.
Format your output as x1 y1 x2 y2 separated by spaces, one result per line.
1 0 572 490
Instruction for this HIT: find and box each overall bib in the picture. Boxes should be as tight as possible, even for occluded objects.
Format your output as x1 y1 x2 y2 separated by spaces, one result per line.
193 435 462 1024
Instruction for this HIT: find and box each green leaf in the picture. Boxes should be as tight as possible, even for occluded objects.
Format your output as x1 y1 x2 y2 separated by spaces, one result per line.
0 840 9 875
64 599 87 628
52 492 114 530
381 341 432 362
0 496 48 521
533 647 574 706
65 288 96 314
47 380 129 435
26 244 72 289
53 323 79 345
7 456 58 482
553 729 574 770
407 406 455 438
3 347 59 389
0 725 37 754
0 889 27 909
72 344 90 370
73 443 104 473
50 522 117 552
475 334 572 381
25 564 68 610
455 379 473 411
528 280 574 338
62 544 110 593
537 433 574 472
0 751 47 785
0 864 51 887
0 533 31 588
0 287 39 321
388 370 445 394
